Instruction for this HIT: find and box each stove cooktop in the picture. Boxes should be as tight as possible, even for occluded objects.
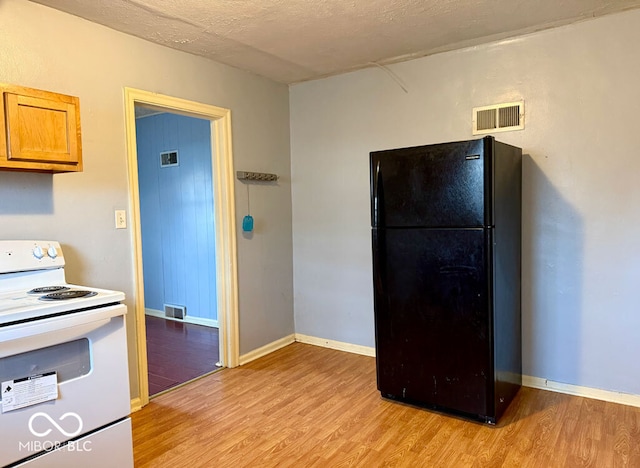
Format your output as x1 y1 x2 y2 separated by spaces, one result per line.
27 285 70 295
0 284 125 326
39 290 98 301
0 241 126 327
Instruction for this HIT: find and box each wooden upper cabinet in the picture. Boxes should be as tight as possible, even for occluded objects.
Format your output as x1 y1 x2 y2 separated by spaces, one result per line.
0 83 83 173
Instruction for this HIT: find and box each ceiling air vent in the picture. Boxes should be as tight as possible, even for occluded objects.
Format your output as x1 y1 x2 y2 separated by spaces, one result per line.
472 101 524 135
160 150 179 167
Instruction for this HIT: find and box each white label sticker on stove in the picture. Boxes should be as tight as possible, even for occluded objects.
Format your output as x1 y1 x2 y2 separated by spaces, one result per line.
1 371 58 413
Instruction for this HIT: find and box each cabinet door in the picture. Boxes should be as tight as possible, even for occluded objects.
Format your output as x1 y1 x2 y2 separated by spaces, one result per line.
0 83 82 173
5 93 78 164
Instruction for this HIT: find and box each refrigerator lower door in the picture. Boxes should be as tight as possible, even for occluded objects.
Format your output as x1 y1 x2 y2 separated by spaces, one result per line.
373 227 492 419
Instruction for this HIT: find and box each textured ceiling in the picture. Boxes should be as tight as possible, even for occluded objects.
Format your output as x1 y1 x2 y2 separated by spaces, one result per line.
30 0 640 84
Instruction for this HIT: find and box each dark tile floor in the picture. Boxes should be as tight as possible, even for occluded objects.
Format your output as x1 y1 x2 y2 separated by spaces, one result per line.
145 315 220 396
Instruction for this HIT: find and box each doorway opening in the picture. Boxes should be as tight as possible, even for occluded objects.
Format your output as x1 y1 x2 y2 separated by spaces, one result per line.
135 110 219 395
124 88 239 409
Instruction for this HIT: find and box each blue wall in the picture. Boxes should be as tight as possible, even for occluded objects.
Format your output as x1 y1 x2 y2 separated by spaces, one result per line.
136 112 217 322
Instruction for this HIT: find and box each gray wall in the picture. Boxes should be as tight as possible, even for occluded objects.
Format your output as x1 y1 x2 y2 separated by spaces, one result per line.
290 10 640 395
0 0 294 399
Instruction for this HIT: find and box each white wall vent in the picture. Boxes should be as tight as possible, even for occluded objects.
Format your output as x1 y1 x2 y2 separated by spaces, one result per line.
164 304 186 320
472 101 524 135
160 150 179 167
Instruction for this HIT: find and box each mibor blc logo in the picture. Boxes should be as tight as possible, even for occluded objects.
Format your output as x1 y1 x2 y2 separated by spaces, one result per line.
19 411 91 454
28 412 84 437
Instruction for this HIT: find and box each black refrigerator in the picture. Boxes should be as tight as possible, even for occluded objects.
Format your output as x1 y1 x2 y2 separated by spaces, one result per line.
370 136 522 424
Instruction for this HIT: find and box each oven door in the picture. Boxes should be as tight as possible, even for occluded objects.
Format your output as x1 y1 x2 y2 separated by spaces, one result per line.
0 304 131 467
13 418 133 468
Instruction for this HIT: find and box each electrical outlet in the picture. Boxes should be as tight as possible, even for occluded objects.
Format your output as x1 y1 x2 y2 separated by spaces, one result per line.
115 210 127 229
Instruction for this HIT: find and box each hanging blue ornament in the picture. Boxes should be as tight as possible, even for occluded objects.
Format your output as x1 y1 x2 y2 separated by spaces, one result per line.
242 214 254 232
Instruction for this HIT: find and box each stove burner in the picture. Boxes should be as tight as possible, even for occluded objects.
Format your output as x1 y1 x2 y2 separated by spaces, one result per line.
39 290 98 301
28 286 70 295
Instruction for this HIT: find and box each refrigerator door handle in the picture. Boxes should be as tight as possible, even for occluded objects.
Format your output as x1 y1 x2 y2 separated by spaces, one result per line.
373 161 381 226
372 228 386 298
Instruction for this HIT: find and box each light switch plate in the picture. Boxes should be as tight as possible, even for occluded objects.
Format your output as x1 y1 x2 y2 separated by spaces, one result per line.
115 210 127 229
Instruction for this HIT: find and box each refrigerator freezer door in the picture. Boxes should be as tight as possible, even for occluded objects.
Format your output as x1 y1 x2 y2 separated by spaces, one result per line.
373 227 492 418
371 139 487 228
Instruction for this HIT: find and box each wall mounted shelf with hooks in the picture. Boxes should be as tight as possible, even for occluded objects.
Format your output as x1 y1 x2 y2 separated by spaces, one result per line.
236 171 278 182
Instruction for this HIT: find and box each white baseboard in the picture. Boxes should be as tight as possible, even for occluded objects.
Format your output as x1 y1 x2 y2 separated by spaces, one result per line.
291 334 640 408
145 308 218 328
523 375 640 408
136 323 640 410
239 334 296 365
294 333 376 357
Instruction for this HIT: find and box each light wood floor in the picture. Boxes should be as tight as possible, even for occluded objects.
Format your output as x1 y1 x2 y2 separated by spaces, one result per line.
132 342 640 467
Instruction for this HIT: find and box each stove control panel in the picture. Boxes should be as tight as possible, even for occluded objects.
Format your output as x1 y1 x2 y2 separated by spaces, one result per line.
0 240 65 274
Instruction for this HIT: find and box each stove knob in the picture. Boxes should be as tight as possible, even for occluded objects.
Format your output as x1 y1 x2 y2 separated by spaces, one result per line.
47 246 58 258
33 246 44 259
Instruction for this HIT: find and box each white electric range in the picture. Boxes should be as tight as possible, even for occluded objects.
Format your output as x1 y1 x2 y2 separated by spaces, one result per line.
0 240 133 467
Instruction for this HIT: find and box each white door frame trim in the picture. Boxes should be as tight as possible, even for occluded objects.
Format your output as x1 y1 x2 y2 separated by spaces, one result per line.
123 88 239 409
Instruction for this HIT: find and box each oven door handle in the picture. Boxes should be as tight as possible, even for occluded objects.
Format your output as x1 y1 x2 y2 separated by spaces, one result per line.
0 305 125 350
